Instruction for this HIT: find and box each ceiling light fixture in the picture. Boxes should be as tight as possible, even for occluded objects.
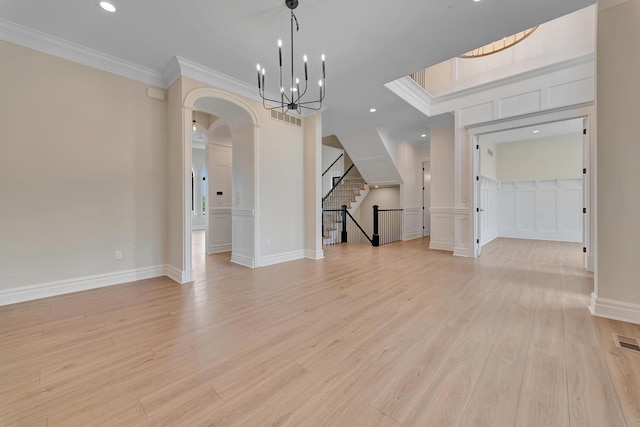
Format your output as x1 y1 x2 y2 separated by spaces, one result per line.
533 130 540 134
256 0 325 115
421 134 427 138
99 1 116 12
192 111 197 132
370 108 377 113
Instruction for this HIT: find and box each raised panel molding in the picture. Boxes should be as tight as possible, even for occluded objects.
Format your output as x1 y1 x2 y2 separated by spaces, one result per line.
497 178 582 242
403 207 422 241
231 209 255 268
209 208 232 254
429 207 455 251
499 90 541 119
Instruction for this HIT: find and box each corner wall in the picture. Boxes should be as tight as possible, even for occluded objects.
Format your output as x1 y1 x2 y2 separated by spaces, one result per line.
592 0 640 324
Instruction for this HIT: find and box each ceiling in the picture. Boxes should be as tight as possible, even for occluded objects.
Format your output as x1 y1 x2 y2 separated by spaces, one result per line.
480 118 585 144
0 0 594 144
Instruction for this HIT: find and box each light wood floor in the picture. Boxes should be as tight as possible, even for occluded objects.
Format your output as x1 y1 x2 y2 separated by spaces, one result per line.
1 234 639 426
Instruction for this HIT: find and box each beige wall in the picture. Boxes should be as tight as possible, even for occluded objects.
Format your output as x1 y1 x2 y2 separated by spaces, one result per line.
496 134 583 182
479 140 498 181
597 0 640 307
0 40 168 290
356 187 401 236
322 135 353 169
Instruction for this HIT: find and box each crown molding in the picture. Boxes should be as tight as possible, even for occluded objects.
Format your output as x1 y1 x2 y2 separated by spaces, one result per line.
0 18 165 88
385 76 433 116
171 56 271 105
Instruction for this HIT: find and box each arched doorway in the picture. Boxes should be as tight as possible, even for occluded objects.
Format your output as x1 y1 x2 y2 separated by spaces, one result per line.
182 88 261 283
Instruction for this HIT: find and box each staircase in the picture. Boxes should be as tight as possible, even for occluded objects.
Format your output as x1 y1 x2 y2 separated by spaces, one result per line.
322 166 369 245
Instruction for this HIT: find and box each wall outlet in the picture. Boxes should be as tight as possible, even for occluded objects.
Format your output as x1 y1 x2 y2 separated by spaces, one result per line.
266 239 271 247
115 250 123 260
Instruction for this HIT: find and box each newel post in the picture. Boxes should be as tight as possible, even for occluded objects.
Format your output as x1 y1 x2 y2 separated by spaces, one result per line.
372 205 380 247
341 205 348 243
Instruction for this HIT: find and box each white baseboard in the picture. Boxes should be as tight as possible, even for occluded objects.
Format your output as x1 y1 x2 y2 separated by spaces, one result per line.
481 231 499 247
259 250 305 267
208 244 232 254
165 265 186 284
402 231 423 241
453 246 473 257
429 241 454 251
590 293 640 325
304 249 324 260
0 265 168 306
230 254 255 268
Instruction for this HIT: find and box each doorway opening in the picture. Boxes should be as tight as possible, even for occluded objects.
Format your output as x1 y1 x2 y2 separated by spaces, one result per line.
181 88 260 284
471 115 592 271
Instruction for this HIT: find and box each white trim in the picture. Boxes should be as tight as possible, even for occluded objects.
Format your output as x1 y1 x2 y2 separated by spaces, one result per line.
305 250 325 260
173 56 277 107
384 77 433 116
0 266 169 306
590 293 640 325
209 244 232 254
259 250 306 267
0 18 164 88
165 265 185 284
429 242 455 252
402 231 423 241
230 253 255 268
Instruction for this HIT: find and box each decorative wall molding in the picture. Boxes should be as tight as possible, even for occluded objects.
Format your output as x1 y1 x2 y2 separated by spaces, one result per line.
403 207 422 241
209 244 232 254
259 250 306 267
168 56 278 106
479 176 500 246
0 265 170 306
429 207 455 251
590 293 640 325
497 178 582 242
0 18 165 88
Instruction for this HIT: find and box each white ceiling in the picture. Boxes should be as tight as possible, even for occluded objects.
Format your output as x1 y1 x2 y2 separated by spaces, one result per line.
0 0 594 143
480 118 584 144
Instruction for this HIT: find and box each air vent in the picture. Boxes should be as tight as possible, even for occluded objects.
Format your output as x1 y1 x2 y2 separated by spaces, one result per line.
614 334 640 353
270 110 302 127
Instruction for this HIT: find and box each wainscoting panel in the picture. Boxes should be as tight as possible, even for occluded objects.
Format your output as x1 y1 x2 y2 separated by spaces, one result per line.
209 208 232 253
231 209 255 267
429 207 455 251
403 207 422 241
497 178 582 242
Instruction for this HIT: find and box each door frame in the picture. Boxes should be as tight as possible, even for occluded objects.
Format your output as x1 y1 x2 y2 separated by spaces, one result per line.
468 105 595 271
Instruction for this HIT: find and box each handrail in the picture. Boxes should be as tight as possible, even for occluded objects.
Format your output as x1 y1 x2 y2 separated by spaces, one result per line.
322 153 344 177
377 208 403 212
345 209 373 243
322 163 355 203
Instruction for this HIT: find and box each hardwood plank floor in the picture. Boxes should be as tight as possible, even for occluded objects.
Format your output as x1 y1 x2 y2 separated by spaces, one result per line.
1 233 638 426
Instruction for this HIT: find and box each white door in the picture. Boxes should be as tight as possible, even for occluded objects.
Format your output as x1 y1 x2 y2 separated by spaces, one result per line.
582 118 590 270
423 161 431 237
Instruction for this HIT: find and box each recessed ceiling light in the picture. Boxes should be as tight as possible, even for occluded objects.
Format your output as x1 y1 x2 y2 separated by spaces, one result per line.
421 134 427 138
474 0 481 2
99 1 116 12
369 108 376 113
533 130 540 134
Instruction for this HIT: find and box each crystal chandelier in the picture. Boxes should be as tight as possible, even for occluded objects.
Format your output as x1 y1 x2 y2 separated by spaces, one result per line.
256 0 325 114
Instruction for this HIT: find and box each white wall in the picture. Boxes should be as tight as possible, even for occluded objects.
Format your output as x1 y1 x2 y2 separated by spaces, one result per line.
321 144 344 197
429 124 456 251
422 5 596 95
497 134 583 181
592 0 640 324
0 40 168 303
497 179 582 242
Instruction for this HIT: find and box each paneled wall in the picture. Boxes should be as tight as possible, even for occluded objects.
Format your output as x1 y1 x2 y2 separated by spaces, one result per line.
208 144 232 253
481 177 582 244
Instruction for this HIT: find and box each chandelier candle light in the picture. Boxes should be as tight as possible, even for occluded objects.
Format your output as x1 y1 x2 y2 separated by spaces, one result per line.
256 0 325 114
